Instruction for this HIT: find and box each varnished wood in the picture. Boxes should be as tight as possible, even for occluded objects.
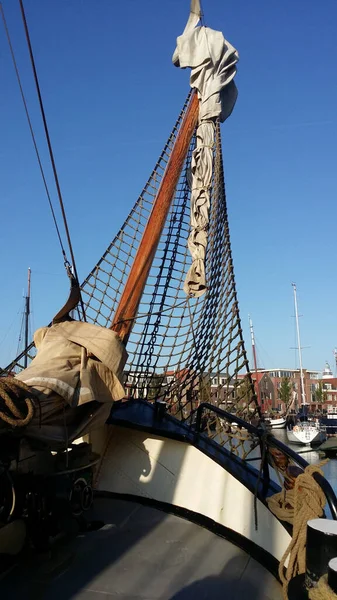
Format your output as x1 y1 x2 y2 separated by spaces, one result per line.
111 91 199 344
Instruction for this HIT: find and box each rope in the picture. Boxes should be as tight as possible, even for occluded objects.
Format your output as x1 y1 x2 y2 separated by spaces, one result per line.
267 461 329 599
18 0 86 322
309 575 337 599
0 2 68 266
0 377 36 427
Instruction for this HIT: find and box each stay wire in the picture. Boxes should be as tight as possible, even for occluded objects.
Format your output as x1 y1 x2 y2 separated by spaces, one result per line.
18 0 86 321
0 2 66 263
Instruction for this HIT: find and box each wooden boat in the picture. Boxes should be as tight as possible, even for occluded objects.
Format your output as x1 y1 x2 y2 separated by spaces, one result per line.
0 1 336 598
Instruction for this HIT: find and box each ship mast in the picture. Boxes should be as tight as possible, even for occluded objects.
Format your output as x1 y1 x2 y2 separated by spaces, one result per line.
292 282 306 406
24 267 31 368
248 315 261 407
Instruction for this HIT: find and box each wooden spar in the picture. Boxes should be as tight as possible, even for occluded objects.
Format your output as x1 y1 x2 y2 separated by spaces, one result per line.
111 91 199 344
24 267 31 368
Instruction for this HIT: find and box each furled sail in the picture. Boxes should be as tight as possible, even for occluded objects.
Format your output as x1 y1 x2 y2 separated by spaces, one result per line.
173 0 239 296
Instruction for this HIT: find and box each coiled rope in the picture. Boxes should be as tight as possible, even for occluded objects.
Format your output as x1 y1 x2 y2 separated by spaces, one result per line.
0 377 35 427
267 461 328 599
309 575 337 600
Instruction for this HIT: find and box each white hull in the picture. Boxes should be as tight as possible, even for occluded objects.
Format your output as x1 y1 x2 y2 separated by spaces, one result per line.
269 417 286 429
92 424 291 563
287 425 326 446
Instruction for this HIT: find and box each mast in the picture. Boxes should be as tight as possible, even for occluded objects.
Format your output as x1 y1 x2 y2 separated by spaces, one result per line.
111 91 199 344
24 267 31 368
248 315 261 407
292 282 306 405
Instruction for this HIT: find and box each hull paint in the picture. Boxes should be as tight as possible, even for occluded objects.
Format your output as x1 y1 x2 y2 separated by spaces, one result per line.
92 424 291 563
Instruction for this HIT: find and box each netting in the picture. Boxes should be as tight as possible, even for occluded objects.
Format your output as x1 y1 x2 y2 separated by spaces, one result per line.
1 92 259 423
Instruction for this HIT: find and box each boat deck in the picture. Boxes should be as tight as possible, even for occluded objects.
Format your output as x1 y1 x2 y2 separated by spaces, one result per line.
2 497 282 599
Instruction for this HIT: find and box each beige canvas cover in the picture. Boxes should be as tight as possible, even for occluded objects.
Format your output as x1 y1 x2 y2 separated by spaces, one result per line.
15 321 128 445
16 321 127 406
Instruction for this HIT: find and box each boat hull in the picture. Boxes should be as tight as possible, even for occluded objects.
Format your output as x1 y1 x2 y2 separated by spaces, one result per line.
269 418 286 429
92 424 291 564
286 427 326 446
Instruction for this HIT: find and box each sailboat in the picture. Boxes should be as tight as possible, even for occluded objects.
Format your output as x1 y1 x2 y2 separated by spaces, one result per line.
0 1 336 597
286 284 326 446
249 316 287 429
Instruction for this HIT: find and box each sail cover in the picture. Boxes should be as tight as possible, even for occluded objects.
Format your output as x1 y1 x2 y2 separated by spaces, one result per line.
173 1 238 296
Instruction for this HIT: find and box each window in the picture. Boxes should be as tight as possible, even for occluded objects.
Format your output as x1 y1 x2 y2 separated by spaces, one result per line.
221 378 225 385
328 394 333 402
324 384 332 391
212 377 218 386
279 371 292 378
310 383 317 392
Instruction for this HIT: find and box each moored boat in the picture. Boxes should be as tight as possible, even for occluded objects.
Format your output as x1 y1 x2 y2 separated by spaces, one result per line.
287 420 326 446
267 416 287 429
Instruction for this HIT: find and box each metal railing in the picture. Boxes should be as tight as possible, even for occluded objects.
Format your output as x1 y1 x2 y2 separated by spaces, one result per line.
194 402 337 520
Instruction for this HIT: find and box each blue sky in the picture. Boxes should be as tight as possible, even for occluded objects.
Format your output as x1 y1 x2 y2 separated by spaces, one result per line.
1 0 337 372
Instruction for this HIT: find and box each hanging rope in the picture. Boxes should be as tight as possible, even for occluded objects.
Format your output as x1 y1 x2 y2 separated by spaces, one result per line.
0 2 68 269
0 377 36 427
17 0 86 321
267 461 328 600
309 575 337 600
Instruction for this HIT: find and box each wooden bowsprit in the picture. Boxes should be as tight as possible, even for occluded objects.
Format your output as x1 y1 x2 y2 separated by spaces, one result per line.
111 91 199 345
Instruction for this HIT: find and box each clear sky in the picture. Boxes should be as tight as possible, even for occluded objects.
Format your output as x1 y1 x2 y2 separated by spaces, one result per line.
1 0 337 372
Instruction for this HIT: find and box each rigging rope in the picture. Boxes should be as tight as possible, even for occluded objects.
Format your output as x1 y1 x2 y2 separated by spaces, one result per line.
267 461 328 600
0 2 68 266
18 0 86 321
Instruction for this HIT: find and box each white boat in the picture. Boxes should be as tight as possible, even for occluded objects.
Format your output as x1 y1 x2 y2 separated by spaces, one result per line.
268 416 287 429
286 284 326 446
287 421 326 445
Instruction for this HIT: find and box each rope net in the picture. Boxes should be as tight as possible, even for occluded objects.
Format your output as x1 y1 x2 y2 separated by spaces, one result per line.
1 92 259 425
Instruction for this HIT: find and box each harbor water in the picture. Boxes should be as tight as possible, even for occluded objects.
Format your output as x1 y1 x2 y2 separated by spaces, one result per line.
272 428 337 498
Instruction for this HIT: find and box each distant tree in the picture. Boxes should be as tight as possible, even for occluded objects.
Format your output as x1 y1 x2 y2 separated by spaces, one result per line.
199 374 211 403
237 376 255 413
279 376 292 411
314 381 327 406
147 373 165 400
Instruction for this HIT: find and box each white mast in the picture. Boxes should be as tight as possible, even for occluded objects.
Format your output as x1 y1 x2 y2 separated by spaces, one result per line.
292 283 306 405
248 315 261 407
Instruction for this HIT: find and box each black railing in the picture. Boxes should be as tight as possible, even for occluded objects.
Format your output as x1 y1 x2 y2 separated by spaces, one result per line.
195 402 337 520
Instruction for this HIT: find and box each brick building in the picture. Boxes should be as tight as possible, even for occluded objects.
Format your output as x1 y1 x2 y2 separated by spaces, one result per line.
249 363 337 414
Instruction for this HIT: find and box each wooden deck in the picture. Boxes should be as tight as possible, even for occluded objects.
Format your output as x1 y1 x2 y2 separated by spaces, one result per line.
2 497 282 599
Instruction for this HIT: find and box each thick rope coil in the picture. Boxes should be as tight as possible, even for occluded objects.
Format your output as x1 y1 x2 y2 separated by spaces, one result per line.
267 461 329 600
309 575 337 599
0 377 35 427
